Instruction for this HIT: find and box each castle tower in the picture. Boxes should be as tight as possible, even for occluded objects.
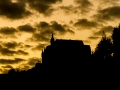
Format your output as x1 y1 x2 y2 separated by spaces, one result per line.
50 33 54 45
41 50 44 58
119 23 120 28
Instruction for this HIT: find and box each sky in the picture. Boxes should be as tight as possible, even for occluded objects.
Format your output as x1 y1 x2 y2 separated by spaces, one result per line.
0 0 120 73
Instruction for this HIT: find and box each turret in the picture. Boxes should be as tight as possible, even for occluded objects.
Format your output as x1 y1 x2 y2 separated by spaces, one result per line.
41 49 44 58
50 33 54 45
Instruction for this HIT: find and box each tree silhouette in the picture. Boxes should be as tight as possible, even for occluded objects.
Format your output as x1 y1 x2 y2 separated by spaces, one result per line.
93 31 113 63
7 61 42 74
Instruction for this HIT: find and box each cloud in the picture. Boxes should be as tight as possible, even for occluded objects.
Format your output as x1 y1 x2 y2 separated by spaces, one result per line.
2 41 21 49
0 58 25 64
27 21 74 42
27 33 50 42
59 5 78 15
74 19 99 29
1 41 31 52
67 29 75 34
98 0 120 7
18 24 36 33
0 27 17 35
0 27 18 38
24 45 32 48
37 21 75 35
88 36 100 40
32 43 47 51
27 0 62 16
93 26 114 36
0 0 31 20
36 21 49 28
2 65 13 69
27 57 40 66
93 6 120 22
51 21 67 34
0 45 29 56
18 64 30 70
17 50 29 55
59 0 93 15
74 0 93 14
51 21 75 35
0 47 16 56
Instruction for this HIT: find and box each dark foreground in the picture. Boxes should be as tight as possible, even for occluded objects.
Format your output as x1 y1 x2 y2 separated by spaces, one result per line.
0 60 120 89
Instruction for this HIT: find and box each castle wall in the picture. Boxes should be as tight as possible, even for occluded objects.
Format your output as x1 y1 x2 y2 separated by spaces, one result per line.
42 40 91 66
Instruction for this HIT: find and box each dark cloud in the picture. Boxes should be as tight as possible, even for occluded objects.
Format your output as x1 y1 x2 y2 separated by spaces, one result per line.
74 19 99 29
0 58 25 64
93 6 120 22
0 27 18 38
67 29 75 34
24 45 32 48
59 0 93 15
2 41 21 49
88 36 100 40
18 24 36 33
74 0 92 7
38 21 75 35
40 29 53 37
2 65 13 69
28 57 40 66
36 22 51 35
0 45 29 56
0 27 17 35
100 26 114 33
36 21 49 28
69 20 74 24
51 21 75 35
0 0 31 19
51 21 67 34
27 0 62 16
18 65 30 70
59 5 78 15
93 26 114 36
0 47 16 56
62 24 75 34
27 21 74 42
74 0 93 14
2 41 31 50
27 33 50 42
98 0 119 7
17 50 29 55
32 43 47 51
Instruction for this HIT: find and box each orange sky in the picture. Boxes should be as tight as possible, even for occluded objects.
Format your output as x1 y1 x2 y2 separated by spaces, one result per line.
0 0 120 73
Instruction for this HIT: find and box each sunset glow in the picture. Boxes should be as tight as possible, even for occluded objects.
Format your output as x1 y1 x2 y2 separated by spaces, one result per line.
0 0 120 73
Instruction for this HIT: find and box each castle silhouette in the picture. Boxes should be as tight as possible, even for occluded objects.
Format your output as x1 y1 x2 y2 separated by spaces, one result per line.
42 33 91 70
5 25 120 88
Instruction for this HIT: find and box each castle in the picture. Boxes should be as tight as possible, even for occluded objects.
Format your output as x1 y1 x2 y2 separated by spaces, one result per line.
41 34 91 67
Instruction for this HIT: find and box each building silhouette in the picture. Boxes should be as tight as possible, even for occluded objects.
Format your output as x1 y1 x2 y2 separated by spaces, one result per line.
42 34 91 69
112 25 120 61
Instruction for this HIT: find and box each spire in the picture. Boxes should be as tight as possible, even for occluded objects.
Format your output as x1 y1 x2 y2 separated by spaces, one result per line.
41 49 44 57
119 23 120 28
50 33 54 45
52 33 54 38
